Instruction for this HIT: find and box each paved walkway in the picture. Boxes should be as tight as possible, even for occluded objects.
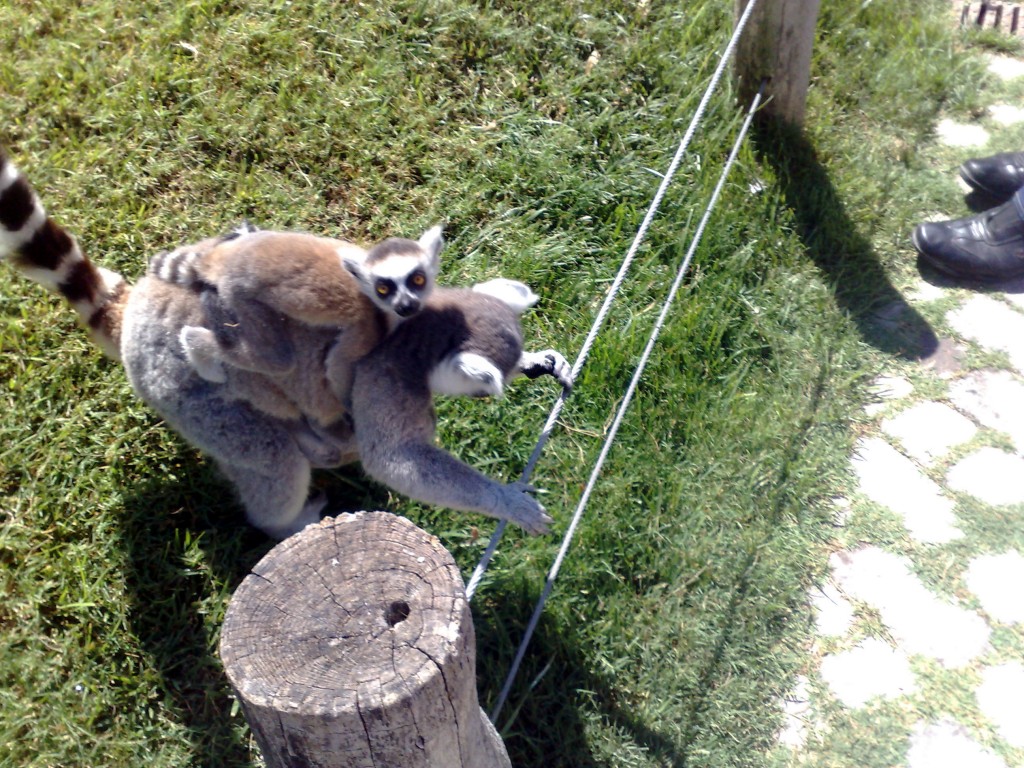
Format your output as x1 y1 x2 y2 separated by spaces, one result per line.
777 55 1024 768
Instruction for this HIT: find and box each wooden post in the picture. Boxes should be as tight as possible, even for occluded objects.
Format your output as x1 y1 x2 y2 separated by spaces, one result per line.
734 0 821 126
219 512 510 768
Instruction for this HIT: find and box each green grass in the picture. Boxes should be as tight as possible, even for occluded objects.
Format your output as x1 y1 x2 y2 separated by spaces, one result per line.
0 0 982 765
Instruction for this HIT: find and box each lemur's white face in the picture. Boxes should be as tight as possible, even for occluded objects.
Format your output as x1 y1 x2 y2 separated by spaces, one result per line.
342 225 444 321
366 254 435 318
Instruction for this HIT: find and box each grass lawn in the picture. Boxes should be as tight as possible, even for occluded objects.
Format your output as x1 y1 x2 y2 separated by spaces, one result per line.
0 0 982 765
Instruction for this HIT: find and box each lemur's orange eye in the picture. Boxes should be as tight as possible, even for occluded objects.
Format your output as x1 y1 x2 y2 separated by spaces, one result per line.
410 273 426 288
376 283 392 296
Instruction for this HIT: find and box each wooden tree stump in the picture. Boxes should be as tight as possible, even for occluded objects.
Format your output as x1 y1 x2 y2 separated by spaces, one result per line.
219 512 510 768
734 0 821 126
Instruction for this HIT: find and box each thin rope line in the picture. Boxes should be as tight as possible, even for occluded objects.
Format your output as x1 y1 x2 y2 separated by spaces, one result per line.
490 82 766 723
465 0 762 601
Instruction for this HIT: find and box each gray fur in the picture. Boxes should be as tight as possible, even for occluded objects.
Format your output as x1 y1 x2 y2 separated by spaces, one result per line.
350 288 558 535
120 275 350 538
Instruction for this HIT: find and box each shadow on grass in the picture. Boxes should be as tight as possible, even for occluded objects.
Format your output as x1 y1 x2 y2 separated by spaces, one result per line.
117 392 827 768
119 459 272 768
482 572 760 766
473 589 598 768
117 455 390 767
478 538 780 767
479 606 740 768
752 120 939 361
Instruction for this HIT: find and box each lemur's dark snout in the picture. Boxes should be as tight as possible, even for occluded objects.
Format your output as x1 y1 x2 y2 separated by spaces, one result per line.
395 301 421 318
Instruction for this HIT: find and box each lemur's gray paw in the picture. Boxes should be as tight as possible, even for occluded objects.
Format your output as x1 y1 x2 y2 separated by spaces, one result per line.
180 325 227 383
501 481 552 535
519 349 574 390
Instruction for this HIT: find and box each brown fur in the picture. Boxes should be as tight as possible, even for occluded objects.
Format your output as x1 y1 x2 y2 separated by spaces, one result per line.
196 232 375 327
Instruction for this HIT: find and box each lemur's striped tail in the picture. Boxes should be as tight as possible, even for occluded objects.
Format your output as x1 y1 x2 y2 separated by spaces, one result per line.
147 220 259 288
0 148 129 359
148 247 205 287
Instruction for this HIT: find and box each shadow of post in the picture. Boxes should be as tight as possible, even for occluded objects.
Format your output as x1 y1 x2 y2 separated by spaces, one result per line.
752 119 939 361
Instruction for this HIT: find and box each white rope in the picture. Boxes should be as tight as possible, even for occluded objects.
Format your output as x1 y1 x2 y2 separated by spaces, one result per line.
466 0 762 602
489 81 766 722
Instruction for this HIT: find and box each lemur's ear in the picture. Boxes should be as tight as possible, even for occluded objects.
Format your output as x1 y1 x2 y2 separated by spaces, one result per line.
472 278 539 314
417 224 444 273
339 248 370 287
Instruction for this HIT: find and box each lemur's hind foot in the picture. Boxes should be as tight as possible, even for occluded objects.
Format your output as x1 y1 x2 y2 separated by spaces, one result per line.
217 458 325 540
289 416 359 468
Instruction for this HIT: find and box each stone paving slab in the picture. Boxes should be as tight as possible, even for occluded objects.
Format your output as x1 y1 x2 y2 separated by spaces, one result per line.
819 637 917 708
990 103 1024 126
977 663 1024 748
908 720 1008 768
949 370 1024 453
881 400 977 465
946 447 1024 505
776 42 1024 767
809 581 855 637
965 551 1024 624
987 52 1024 80
948 295 1024 374
936 118 990 148
831 546 990 667
851 437 962 543
864 374 914 417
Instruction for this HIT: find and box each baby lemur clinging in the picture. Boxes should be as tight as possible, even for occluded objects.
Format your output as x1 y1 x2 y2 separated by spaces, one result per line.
0 147 572 538
147 221 571 445
148 222 443 392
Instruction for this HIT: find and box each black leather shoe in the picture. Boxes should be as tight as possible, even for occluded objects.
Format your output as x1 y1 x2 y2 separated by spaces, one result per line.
960 151 1024 203
912 196 1024 280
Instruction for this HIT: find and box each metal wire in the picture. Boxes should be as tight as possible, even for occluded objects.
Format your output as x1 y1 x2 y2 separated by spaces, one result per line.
465 0 763 602
489 80 766 722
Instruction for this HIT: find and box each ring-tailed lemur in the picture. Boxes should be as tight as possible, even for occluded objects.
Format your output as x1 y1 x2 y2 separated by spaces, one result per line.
150 220 571 402
349 279 572 534
147 223 443 385
149 226 575 530
0 147 571 538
